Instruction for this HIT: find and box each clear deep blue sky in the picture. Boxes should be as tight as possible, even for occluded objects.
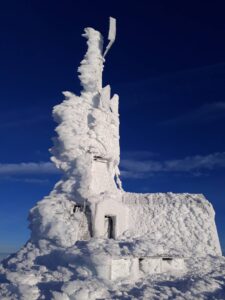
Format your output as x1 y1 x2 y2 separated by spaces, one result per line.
0 0 225 253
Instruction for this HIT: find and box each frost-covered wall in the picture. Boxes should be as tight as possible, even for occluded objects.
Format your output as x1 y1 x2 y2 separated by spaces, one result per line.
93 197 128 238
122 192 222 256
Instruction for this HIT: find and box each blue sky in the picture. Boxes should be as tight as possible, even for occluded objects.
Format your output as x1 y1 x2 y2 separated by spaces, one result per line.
0 0 225 252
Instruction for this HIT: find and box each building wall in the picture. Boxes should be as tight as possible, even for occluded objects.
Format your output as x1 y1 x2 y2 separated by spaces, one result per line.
91 159 117 195
93 197 129 238
123 192 222 256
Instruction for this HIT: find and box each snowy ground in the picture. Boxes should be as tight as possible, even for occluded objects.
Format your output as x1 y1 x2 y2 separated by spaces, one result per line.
0 240 225 300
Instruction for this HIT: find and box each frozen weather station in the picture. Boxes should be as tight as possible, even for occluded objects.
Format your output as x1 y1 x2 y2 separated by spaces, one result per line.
0 18 224 300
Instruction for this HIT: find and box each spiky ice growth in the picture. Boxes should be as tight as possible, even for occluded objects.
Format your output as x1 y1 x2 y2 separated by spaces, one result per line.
29 25 122 248
78 27 104 93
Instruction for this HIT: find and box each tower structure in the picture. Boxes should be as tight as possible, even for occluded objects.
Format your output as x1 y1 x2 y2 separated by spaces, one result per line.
30 18 128 244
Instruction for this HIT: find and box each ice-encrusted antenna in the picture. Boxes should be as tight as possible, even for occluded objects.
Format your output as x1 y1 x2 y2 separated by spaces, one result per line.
103 17 116 58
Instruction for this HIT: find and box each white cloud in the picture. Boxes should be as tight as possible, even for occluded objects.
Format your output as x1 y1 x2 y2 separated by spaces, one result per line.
120 152 225 178
1 152 224 181
0 162 59 175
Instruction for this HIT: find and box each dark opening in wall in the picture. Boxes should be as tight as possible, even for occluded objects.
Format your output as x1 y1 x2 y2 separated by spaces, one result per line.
138 258 144 267
73 204 82 213
162 257 173 261
85 205 93 238
105 215 115 239
93 156 108 163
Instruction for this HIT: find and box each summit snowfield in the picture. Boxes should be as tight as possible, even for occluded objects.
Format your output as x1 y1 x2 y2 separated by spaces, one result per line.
0 241 225 299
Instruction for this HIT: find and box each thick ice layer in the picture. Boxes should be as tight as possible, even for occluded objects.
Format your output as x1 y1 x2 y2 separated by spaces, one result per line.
28 25 122 246
49 27 121 204
78 28 103 92
122 192 222 256
29 194 90 247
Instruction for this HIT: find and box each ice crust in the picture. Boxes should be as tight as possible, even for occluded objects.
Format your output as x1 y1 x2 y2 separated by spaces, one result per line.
123 192 221 256
0 240 225 299
0 20 224 299
29 26 121 247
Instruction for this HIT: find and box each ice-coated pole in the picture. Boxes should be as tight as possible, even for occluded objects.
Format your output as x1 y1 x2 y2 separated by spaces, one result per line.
103 17 116 58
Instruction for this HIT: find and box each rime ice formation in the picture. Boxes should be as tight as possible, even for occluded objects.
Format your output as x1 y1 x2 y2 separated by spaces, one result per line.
0 18 224 300
29 22 122 247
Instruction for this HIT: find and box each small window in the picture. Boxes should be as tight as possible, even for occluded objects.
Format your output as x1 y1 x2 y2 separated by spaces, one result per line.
139 258 144 267
162 257 173 261
93 156 107 163
73 204 82 213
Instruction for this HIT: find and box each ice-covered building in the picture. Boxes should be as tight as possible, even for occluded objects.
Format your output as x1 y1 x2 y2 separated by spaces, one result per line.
1 19 225 300
27 18 222 280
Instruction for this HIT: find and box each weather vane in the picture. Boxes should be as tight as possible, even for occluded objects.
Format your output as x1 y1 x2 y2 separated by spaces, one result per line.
103 17 116 58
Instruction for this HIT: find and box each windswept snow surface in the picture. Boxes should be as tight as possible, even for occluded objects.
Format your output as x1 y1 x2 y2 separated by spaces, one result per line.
123 193 221 256
0 240 225 299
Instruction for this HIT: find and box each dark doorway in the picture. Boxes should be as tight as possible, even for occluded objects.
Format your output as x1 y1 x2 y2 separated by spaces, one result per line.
105 215 115 239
